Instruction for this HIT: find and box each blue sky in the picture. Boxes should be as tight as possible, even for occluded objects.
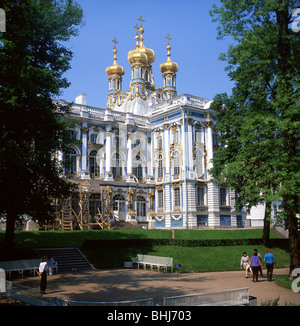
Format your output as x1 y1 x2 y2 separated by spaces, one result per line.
59 0 234 108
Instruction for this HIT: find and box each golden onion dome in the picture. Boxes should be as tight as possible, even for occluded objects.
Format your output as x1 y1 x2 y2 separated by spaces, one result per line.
128 47 148 65
106 39 125 77
160 35 178 74
137 26 156 64
128 29 148 65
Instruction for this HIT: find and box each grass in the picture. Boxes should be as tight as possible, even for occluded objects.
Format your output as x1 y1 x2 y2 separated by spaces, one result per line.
84 244 290 273
0 229 289 273
275 275 294 289
174 229 280 239
0 229 172 248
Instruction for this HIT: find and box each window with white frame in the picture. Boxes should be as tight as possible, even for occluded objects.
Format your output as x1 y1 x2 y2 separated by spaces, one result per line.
112 153 122 179
172 150 180 176
195 149 204 177
196 186 206 206
89 150 100 178
112 194 125 211
136 195 146 217
156 135 163 150
174 187 181 207
220 188 227 206
157 154 163 179
133 154 143 179
157 190 164 208
172 130 179 145
64 148 77 176
68 130 77 140
90 134 97 144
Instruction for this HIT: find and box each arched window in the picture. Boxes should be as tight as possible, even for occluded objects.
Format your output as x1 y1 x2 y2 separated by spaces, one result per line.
133 154 143 179
157 154 163 179
112 153 122 179
89 150 100 179
113 194 125 211
64 148 77 176
136 195 146 217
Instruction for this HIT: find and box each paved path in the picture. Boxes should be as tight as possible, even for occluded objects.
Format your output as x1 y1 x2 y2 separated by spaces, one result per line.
14 268 300 306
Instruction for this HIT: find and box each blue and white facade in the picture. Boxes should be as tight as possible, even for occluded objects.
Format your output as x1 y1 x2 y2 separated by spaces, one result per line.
57 20 246 229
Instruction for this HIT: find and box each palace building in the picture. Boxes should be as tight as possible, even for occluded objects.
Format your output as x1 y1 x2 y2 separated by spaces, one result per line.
54 18 247 230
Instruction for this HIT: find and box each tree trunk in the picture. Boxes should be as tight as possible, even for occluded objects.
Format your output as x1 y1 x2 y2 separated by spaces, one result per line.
285 195 300 278
3 210 16 253
262 201 271 247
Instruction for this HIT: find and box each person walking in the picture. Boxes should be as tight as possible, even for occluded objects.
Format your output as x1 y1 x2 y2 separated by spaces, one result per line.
250 250 263 282
39 256 49 295
264 249 276 282
240 252 251 278
254 249 263 277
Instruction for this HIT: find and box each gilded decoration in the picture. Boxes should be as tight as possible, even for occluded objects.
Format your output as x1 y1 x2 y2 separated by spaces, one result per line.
172 182 180 189
172 215 182 221
204 121 213 129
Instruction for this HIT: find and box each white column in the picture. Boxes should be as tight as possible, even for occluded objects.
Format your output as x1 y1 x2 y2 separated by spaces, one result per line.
163 124 170 179
205 121 214 180
81 126 88 179
126 131 134 182
104 128 113 180
205 120 220 227
181 117 188 228
187 120 193 176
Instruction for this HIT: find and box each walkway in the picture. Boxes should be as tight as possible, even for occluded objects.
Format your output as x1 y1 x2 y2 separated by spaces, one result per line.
12 268 299 306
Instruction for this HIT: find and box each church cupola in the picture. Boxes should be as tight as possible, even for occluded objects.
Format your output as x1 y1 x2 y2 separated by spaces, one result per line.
105 38 125 108
160 35 178 100
127 17 156 100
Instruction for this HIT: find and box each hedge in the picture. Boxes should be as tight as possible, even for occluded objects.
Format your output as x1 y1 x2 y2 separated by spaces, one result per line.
82 238 289 250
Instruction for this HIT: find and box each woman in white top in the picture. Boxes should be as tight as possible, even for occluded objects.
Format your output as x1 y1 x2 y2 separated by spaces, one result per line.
39 256 49 294
240 252 251 278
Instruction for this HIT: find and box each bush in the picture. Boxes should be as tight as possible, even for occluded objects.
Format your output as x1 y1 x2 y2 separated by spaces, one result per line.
82 238 289 249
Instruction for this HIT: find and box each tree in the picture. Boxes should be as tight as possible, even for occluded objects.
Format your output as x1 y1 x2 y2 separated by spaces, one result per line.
0 0 84 251
210 0 300 276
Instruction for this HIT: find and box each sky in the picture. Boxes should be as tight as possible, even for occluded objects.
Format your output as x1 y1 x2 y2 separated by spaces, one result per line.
59 0 235 108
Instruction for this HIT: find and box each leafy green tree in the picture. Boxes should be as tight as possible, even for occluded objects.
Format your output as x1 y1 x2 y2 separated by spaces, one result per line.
210 0 300 275
0 0 84 250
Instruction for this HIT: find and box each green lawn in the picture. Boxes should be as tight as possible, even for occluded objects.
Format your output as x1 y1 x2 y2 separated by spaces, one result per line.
84 244 289 273
0 229 289 273
173 229 280 240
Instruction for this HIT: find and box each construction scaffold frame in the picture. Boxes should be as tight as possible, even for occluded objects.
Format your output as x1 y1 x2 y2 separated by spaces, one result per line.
48 183 113 231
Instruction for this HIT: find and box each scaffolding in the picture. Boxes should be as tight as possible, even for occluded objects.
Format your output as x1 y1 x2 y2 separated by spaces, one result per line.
48 182 112 231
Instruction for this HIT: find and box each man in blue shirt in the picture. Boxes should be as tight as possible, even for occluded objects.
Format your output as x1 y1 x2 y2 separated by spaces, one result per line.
264 249 276 282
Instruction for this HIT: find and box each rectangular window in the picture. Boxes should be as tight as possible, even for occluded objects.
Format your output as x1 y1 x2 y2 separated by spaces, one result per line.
157 155 163 179
90 134 97 144
156 135 163 150
157 190 164 208
173 131 179 145
174 187 181 207
137 202 146 217
197 186 205 206
220 188 227 206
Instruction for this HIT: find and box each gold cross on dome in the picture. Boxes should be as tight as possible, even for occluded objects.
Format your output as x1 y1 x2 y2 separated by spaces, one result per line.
133 23 139 34
112 37 118 49
138 16 145 26
166 34 171 44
